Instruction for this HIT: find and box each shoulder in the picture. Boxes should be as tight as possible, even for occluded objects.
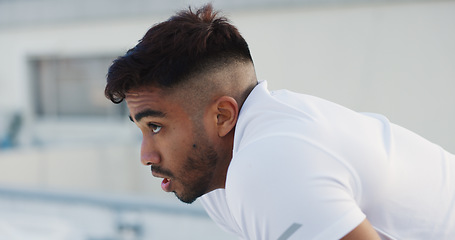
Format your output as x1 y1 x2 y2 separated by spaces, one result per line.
225 136 365 239
224 135 365 239
235 82 378 155
227 134 358 195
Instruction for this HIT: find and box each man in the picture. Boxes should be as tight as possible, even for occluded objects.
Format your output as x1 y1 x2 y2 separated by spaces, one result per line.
105 4 455 239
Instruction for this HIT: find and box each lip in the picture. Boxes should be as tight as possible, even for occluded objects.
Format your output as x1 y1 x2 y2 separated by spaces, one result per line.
161 177 172 192
151 170 173 192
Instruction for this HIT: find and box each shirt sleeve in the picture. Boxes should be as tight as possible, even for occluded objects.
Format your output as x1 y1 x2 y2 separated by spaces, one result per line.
225 135 366 240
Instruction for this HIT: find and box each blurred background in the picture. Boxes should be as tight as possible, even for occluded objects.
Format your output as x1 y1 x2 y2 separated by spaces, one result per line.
0 0 454 239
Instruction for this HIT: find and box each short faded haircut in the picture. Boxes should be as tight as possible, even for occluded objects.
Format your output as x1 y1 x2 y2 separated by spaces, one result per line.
105 3 253 104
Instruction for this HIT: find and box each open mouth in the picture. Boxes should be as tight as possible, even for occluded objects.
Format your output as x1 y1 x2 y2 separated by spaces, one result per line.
151 166 173 192
161 178 172 192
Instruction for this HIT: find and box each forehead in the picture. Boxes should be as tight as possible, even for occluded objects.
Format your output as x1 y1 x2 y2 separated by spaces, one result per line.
125 86 165 105
125 86 177 117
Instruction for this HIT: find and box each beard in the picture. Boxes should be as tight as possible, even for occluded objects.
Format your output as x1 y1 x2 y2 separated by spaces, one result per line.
174 143 218 204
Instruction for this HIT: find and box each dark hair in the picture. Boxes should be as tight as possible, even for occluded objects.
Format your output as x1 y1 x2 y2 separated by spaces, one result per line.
105 3 253 103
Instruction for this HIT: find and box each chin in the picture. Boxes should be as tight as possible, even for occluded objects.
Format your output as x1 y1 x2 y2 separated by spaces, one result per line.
174 191 202 204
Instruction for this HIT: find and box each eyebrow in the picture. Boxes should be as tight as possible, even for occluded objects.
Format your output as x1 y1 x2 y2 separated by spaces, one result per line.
129 109 166 123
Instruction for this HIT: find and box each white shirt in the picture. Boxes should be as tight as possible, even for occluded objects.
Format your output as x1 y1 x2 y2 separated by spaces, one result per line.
200 81 455 240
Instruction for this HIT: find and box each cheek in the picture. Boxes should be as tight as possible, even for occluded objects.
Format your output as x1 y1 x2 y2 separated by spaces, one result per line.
165 127 195 157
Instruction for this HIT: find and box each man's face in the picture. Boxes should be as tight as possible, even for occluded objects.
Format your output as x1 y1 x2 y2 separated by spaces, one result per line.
126 86 218 203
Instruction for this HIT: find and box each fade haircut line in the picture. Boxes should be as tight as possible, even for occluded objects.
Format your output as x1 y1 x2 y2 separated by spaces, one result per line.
105 3 253 103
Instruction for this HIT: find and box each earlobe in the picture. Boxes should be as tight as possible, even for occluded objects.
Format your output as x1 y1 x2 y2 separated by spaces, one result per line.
215 96 239 137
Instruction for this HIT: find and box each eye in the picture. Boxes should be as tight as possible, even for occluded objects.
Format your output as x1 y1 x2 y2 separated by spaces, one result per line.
148 123 162 134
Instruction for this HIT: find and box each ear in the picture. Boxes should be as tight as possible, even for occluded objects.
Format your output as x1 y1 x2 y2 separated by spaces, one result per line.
214 96 239 137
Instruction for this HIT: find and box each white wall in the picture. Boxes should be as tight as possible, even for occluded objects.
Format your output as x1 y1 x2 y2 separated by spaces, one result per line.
0 15 168 146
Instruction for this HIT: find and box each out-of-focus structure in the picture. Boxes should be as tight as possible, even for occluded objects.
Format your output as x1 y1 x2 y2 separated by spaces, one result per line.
0 0 454 239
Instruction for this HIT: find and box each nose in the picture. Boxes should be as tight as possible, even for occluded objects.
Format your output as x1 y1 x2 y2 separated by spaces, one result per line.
140 136 161 165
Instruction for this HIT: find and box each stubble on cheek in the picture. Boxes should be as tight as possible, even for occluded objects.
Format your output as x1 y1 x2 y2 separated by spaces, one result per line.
175 144 218 204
